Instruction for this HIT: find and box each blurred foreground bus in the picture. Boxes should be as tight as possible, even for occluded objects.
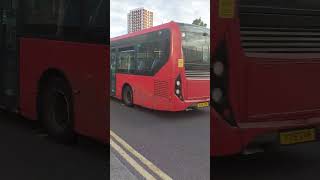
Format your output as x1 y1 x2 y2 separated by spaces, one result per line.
0 0 108 143
211 0 320 156
111 22 210 111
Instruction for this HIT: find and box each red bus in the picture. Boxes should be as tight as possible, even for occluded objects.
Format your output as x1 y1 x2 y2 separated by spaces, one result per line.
0 0 108 143
211 0 320 156
110 22 210 111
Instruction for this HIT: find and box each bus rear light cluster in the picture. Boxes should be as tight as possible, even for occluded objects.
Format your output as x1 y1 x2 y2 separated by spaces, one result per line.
213 61 224 77
212 88 223 103
175 75 183 100
176 80 181 86
211 40 237 127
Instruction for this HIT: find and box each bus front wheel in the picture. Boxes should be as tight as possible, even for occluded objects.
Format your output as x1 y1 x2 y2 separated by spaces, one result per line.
122 85 134 107
38 76 76 144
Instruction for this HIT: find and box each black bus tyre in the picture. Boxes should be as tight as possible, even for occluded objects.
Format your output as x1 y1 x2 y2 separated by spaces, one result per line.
38 76 76 144
122 85 134 107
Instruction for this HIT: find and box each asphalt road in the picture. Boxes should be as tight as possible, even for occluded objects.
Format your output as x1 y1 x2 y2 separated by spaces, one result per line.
213 142 320 180
0 110 107 180
110 99 210 180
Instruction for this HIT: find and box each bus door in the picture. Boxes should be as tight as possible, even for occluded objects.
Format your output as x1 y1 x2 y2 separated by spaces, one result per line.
110 48 117 96
0 2 18 110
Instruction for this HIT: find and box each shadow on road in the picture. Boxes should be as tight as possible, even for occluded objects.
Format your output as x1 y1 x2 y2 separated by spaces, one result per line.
0 110 108 180
111 98 209 121
212 148 319 180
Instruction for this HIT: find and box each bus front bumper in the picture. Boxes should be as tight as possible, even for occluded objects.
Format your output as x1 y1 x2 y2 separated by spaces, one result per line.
212 109 320 157
185 99 210 109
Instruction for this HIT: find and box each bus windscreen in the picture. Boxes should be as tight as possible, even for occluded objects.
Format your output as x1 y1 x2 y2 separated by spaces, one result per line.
179 24 210 78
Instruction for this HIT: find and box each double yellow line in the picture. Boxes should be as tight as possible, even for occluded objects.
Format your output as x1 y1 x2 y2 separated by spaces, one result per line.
110 130 172 180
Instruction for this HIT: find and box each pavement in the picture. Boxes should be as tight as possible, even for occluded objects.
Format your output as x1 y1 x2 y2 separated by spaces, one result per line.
110 151 137 180
110 99 210 180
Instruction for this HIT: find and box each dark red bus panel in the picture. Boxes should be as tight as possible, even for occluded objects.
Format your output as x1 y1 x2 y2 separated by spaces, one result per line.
19 38 109 143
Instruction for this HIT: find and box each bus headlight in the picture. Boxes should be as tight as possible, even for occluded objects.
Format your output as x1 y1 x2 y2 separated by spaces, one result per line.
213 61 224 76
176 89 180 95
176 80 181 86
212 88 223 103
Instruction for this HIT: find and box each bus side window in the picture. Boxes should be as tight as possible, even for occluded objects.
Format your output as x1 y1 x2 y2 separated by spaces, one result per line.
82 0 108 43
111 48 117 71
136 42 154 75
114 29 170 76
150 30 170 74
136 44 147 74
117 47 135 74
20 0 107 43
21 0 81 38
83 0 106 28
135 31 170 76
0 0 11 9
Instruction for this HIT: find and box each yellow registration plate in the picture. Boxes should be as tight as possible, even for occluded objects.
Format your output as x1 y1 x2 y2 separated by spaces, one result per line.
280 128 316 145
197 102 209 108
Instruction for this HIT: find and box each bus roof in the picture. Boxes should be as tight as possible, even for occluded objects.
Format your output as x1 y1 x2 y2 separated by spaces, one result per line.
111 21 209 42
111 21 177 42
178 23 210 33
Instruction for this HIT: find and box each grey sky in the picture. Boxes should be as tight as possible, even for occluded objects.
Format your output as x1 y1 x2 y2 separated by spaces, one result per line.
111 0 210 37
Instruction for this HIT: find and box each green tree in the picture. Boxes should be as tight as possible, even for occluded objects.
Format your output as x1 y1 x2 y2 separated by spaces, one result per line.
192 18 207 27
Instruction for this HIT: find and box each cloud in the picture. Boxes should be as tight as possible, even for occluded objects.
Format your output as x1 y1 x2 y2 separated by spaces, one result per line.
111 0 210 37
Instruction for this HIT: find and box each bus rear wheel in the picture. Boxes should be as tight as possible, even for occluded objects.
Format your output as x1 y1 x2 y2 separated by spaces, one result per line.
38 76 76 144
122 85 133 107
